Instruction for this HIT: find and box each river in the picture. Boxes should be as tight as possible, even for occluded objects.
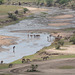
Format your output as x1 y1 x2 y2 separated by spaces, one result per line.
0 7 75 63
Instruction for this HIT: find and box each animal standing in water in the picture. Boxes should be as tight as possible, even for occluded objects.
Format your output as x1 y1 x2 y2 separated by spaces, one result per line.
13 46 15 53
1 60 3 64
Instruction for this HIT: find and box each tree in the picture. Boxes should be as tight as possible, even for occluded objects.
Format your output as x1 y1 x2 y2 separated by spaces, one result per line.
0 0 4 5
8 13 18 21
46 0 53 7
23 8 28 14
58 39 64 46
70 36 75 44
55 44 60 49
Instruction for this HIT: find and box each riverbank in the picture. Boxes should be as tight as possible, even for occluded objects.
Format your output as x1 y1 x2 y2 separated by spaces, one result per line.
12 28 75 64
0 6 75 75
0 35 18 52
0 5 48 28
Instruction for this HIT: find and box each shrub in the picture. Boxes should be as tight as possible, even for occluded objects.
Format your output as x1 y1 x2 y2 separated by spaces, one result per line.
27 64 38 72
58 39 64 46
56 0 70 4
8 13 13 18
11 15 18 21
23 8 28 14
15 10 19 14
8 13 18 21
70 36 75 44
55 44 60 49
0 0 4 5
46 0 53 7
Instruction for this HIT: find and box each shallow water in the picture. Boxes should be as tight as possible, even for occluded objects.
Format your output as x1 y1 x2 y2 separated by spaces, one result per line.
0 7 75 63
0 27 54 63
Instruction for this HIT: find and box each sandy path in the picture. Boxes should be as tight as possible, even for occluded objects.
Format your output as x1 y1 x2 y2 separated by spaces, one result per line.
22 6 48 13
51 32 73 38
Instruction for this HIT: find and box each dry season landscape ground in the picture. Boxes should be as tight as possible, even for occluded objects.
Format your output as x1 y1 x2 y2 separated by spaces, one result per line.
0 3 75 75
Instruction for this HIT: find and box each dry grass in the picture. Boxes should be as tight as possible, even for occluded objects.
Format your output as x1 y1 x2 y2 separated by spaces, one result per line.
0 5 23 15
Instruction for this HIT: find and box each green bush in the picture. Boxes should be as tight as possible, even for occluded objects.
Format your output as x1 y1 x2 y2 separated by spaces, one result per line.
23 8 28 13
27 64 38 72
70 36 75 44
8 13 18 21
55 44 60 49
58 39 64 46
46 0 53 7
0 0 4 5
8 13 13 18
56 0 70 4
11 15 18 21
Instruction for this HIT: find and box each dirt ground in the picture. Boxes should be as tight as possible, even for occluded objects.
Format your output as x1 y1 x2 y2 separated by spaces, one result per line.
22 6 48 13
51 32 73 38
1 58 75 75
46 45 75 55
0 6 75 75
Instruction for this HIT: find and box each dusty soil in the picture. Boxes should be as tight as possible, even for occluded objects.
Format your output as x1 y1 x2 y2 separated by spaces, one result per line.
46 45 75 55
22 6 48 13
1 58 75 75
51 32 73 38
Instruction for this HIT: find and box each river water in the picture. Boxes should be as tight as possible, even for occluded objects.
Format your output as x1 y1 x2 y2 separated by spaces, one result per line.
0 7 75 63
0 24 55 63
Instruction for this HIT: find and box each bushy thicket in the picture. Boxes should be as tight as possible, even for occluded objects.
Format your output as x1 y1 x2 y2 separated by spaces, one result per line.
0 0 4 4
23 8 28 13
55 44 60 49
46 0 53 6
58 39 64 46
8 13 18 21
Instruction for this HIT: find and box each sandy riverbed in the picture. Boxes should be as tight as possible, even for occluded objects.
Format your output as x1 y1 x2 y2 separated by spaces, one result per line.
0 35 17 52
